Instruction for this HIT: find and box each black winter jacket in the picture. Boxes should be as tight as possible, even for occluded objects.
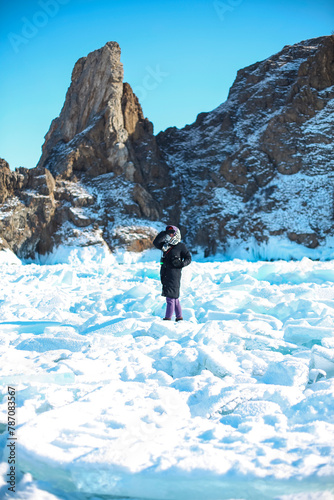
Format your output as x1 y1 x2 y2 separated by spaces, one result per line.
153 231 191 299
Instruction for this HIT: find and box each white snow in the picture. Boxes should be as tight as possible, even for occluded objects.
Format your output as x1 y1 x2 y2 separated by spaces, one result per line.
250 172 333 236
0 247 334 499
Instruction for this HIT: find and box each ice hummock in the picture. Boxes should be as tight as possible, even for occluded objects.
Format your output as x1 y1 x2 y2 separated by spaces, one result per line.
0 247 334 499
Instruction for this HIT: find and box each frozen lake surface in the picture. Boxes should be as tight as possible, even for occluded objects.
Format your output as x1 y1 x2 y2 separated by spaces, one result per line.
0 247 334 500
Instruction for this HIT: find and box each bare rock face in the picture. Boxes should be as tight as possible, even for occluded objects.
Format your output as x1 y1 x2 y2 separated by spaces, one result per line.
1 36 333 259
37 42 170 219
112 225 159 252
38 42 126 178
31 41 174 256
0 159 14 203
0 160 57 257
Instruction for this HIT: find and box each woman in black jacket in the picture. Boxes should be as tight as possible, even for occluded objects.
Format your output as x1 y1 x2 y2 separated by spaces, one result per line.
153 225 191 321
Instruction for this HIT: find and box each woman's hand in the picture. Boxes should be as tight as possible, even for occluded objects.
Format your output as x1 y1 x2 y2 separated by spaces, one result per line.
171 256 183 268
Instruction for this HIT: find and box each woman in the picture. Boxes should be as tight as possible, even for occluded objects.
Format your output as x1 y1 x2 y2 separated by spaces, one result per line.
153 225 191 321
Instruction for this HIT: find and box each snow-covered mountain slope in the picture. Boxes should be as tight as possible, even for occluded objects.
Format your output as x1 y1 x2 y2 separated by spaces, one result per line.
0 36 333 259
0 249 334 499
157 36 334 253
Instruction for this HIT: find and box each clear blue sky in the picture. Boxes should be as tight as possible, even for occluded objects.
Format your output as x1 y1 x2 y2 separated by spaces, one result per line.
0 0 333 170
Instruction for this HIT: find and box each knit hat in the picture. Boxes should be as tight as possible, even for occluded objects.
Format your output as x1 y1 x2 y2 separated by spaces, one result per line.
166 225 178 235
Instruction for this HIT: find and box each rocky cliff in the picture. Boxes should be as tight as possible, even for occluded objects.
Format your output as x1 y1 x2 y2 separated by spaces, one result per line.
157 35 334 254
1 36 333 259
0 159 56 256
0 42 174 257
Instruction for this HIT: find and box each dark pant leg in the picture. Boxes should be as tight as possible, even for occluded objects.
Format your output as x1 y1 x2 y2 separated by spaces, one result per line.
175 299 182 319
165 297 175 319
